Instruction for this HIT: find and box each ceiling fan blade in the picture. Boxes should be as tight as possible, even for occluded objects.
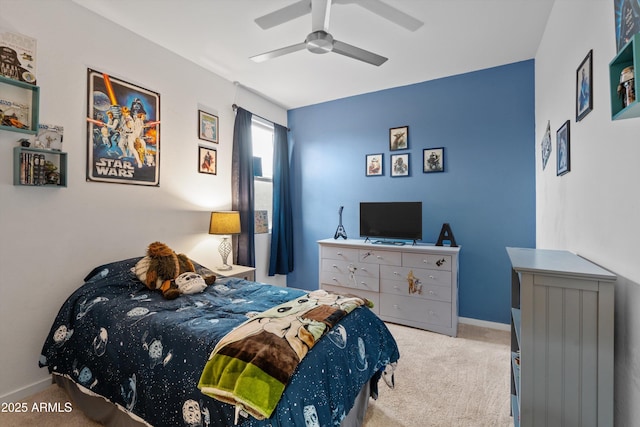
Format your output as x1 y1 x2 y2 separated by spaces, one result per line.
250 42 307 63
332 39 388 66
335 0 424 32
254 0 311 30
311 0 332 32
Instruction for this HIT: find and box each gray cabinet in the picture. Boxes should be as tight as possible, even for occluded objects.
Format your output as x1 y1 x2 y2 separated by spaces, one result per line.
319 239 460 336
506 247 615 427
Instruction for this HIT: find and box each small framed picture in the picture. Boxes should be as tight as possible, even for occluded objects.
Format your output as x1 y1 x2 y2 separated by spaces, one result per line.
198 146 217 175
255 210 269 233
198 110 218 143
389 126 409 150
576 49 593 122
556 120 570 176
391 153 410 177
423 147 444 173
541 120 552 170
365 153 383 176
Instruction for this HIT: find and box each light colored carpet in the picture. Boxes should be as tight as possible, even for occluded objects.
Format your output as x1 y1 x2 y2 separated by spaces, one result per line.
0 322 511 427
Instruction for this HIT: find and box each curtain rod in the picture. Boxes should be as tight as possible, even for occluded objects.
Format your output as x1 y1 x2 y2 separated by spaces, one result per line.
232 104 289 131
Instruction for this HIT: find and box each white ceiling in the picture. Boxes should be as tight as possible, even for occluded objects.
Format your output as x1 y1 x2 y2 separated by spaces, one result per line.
73 0 555 109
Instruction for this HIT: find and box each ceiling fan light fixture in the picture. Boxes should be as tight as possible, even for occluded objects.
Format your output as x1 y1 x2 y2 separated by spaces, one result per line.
306 31 334 54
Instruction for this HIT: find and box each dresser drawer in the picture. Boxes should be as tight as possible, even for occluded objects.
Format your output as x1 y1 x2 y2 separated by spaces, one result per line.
380 279 452 303
380 294 451 327
321 284 380 315
402 252 452 271
380 265 451 289
319 270 380 292
321 259 379 279
321 245 360 262
358 249 402 266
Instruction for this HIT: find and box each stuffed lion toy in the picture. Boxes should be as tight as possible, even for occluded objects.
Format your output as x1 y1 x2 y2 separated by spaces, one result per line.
134 241 215 299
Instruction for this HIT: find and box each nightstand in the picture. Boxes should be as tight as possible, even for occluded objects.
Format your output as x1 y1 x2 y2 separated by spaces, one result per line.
212 265 256 281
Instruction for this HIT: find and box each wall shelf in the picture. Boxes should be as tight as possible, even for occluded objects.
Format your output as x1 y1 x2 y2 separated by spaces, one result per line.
0 75 39 134
13 146 67 187
610 33 640 120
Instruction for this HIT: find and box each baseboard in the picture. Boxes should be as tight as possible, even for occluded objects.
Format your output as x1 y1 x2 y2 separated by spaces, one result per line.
0 376 51 402
459 316 510 331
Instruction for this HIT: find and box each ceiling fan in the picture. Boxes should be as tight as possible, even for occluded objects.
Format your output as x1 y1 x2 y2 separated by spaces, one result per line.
250 0 424 66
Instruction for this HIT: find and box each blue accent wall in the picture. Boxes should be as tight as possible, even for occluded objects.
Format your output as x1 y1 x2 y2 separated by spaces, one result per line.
286 60 536 324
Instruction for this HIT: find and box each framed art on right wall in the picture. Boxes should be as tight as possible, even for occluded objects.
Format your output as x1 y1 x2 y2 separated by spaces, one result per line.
557 120 570 176
576 49 593 122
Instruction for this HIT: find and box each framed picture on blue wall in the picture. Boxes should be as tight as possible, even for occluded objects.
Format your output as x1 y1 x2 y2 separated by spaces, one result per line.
389 126 408 150
576 50 593 122
365 153 383 176
391 153 409 177
556 120 570 176
423 147 444 173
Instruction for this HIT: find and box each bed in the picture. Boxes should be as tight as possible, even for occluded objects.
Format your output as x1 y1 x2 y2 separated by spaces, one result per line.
39 257 399 427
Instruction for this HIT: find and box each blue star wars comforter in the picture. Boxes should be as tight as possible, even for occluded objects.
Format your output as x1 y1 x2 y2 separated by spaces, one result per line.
39 257 399 427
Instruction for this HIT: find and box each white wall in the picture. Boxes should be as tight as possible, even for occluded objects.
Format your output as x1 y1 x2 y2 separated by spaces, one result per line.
0 0 286 400
535 1 640 424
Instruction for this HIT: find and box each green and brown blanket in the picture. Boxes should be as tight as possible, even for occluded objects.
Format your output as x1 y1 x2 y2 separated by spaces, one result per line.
198 289 370 421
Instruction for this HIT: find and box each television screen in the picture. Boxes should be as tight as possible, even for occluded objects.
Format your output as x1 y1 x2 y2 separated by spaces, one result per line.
360 202 422 242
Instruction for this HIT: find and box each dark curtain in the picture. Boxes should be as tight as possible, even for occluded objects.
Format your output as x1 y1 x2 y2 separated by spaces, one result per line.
231 107 255 267
269 123 294 276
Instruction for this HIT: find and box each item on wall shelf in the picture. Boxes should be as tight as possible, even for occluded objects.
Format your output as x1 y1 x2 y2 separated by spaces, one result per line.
541 120 552 170
198 146 217 175
0 29 37 84
35 123 63 151
209 211 241 271
86 69 161 186
618 65 636 108
576 50 593 122
423 147 444 173
255 210 269 234
0 75 39 134
334 206 347 239
435 223 457 247
13 146 67 187
198 109 218 143
365 153 383 176
391 153 409 177
556 120 570 176
389 126 408 150
609 33 640 119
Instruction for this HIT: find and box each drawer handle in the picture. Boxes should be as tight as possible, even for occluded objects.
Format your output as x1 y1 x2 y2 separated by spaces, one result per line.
429 275 435 279
376 255 383 259
360 282 368 286
428 290 435 295
393 271 400 276
332 277 339 282
360 267 367 272
393 304 400 310
337 252 343 255
332 264 338 269
393 285 400 290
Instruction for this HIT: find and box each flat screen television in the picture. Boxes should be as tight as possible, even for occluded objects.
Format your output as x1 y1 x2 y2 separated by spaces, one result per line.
359 202 422 243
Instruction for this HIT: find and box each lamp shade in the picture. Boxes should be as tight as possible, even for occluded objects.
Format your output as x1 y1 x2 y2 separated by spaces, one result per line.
209 211 241 235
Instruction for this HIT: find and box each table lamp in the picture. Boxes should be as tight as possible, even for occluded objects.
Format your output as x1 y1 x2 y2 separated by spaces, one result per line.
209 211 241 270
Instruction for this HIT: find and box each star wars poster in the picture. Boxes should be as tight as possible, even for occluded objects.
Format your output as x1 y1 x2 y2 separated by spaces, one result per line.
86 69 160 186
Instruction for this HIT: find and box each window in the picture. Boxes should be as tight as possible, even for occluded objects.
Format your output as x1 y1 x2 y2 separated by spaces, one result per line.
252 117 274 231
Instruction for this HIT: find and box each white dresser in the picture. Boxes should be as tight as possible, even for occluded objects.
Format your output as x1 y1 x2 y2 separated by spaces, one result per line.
318 239 460 336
